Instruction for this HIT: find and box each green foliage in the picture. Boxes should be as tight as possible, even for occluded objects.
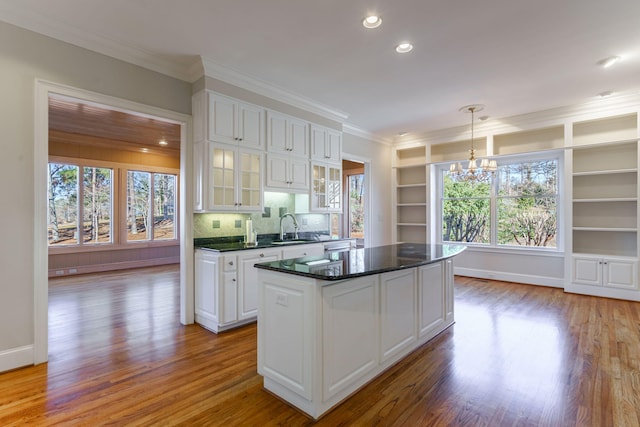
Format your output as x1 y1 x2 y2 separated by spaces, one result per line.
442 175 490 243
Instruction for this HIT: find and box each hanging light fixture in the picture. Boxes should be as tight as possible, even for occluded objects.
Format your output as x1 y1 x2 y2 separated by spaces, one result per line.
449 104 497 182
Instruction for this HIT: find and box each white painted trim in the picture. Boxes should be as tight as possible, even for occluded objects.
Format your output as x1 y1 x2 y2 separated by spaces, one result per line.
48 258 180 278
342 153 372 248
401 92 640 146
564 284 640 302
454 268 564 288
197 56 349 124
343 123 392 146
0 345 34 372
34 79 193 367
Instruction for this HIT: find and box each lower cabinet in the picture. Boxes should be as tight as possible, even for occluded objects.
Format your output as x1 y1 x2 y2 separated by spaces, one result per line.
257 259 455 419
572 255 637 290
237 248 280 320
195 243 323 332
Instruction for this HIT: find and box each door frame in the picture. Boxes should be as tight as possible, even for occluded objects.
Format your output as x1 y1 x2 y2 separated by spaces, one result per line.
34 80 193 364
341 153 371 248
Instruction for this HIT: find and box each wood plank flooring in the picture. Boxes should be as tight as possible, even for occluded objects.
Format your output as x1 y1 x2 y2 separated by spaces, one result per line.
1 266 639 426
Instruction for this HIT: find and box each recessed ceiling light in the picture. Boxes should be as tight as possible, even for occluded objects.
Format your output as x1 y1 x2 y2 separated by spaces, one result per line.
398 132 408 136
362 15 382 29
598 90 614 98
159 140 168 146
395 42 413 53
599 55 621 68
141 148 149 153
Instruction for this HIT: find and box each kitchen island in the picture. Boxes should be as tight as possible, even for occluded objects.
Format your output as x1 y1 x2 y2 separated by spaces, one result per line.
254 243 465 419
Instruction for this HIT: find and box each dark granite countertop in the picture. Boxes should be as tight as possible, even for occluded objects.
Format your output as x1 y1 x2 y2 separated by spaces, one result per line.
254 243 465 281
194 234 351 253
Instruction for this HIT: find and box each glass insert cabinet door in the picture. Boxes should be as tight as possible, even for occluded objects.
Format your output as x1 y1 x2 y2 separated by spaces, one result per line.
211 145 236 208
312 163 327 210
312 163 341 212
239 150 262 209
327 165 341 211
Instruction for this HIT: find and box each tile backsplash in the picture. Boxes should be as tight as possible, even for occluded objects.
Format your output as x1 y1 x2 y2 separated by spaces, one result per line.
193 192 332 238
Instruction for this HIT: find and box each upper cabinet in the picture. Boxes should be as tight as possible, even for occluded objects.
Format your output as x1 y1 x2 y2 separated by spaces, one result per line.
266 111 309 157
193 91 265 149
311 124 342 164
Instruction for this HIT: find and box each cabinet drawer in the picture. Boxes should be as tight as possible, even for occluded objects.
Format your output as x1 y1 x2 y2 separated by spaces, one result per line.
223 255 237 272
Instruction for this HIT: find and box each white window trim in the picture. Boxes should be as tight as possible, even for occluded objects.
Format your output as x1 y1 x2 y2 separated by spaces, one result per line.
435 150 564 252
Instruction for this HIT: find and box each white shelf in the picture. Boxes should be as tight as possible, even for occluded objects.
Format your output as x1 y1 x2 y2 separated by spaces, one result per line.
397 203 427 207
573 227 637 232
397 223 427 226
573 198 637 203
573 168 637 177
396 183 427 188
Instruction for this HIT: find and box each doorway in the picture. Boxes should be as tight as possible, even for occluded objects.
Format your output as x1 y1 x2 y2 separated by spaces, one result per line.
34 81 192 364
342 157 370 248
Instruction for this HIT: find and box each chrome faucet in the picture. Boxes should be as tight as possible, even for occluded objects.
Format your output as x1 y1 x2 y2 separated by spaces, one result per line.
279 213 299 240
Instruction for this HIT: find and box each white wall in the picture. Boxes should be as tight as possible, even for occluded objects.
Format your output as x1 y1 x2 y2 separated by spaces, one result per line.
0 21 191 370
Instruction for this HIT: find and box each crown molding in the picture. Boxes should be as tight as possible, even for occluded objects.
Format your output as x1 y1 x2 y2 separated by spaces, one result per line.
0 8 192 81
400 92 640 146
194 56 349 124
342 123 391 146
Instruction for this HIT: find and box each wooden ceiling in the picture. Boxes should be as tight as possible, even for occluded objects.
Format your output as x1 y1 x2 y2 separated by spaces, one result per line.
48 96 180 158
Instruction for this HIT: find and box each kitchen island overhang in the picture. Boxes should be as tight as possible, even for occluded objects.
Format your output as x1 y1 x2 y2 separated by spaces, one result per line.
255 243 465 419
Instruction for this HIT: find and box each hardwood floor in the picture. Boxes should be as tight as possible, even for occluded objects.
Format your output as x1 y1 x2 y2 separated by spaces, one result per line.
1 267 639 426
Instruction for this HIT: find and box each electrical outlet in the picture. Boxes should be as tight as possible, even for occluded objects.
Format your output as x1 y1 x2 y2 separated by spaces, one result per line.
212 220 220 229
69 268 78 274
55 270 64 276
235 220 242 228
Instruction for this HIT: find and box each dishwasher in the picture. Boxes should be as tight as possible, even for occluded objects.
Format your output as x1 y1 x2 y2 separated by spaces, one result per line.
322 239 356 254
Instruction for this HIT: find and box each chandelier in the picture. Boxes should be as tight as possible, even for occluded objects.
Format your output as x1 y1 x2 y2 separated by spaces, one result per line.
449 104 497 182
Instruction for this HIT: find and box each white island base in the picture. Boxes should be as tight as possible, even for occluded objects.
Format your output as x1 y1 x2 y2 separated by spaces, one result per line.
257 258 454 419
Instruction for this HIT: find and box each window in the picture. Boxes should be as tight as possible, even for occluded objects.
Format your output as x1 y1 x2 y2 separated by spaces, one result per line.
48 163 113 246
127 171 176 242
439 153 560 249
48 160 177 248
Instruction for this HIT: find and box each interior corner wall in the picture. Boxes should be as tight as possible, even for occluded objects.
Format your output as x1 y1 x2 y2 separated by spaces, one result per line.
0 20 192 370
342 133 393 247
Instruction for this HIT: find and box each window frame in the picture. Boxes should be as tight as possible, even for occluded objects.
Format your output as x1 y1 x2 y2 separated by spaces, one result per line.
436 150 564 252
48 156 179 254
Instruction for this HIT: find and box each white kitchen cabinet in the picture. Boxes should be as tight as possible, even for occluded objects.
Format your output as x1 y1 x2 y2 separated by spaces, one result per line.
266 111 309 157
208 143 263 212
572 255 637 290
197 244 327 333
418 262 445 339
310 124 341 164
194 249 219 329
237 248 281 320
281 243 324 260
380 269 417 363
257 257 455 419
208 93 264 149
265 153 309 192
311 162 341 212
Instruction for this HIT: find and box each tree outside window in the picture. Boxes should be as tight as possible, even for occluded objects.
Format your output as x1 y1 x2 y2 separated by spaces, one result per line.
48 163 112 246
440 155 559 249
127 171 176 242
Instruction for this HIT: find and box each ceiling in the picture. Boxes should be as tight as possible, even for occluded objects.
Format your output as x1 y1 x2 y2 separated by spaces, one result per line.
49 96 181 157
3 0 640 141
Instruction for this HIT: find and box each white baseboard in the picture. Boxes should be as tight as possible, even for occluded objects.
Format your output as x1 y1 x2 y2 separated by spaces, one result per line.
0 345 34 373
454 267 564 288
48 256 179 277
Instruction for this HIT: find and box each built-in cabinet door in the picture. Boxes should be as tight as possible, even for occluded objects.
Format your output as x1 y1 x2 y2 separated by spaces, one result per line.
604 259 637 289
289 117 309 157
311 163 341 212
221 271 238 324
418 262 445 339
572 256 602 286
267 112 309 156
289 158 310 190
208 93 264 149
209 144 237 210
311 125 342 164
194 250 219 326
326 130 342 164
238 249 280 320
209 144 262 212
238 149 262 209
322 275 379 401
380 269 417 363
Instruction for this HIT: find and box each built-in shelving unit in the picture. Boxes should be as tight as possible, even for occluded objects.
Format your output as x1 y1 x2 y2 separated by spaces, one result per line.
393 145 428 244
569 113 639 295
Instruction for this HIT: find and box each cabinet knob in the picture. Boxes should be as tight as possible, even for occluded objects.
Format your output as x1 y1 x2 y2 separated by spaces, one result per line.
260 253 264 257
232 278 236 282
303 252 307 256
229 261 234 266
